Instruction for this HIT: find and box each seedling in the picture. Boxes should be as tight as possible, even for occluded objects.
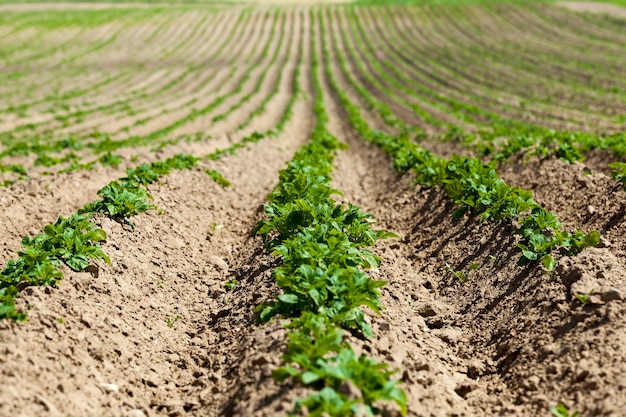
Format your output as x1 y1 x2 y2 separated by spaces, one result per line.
550 402 580 417
609 162 626 189
223 279 237 290
543 254 557 279
152 278 165 288
574 290 594 305
205 169 231 188
98 152 122 168
165 315 181 328
445 262 480 283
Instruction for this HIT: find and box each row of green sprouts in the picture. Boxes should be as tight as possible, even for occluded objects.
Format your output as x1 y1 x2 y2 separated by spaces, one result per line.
0 25 307 320
250 27 406 414
317 8 599 271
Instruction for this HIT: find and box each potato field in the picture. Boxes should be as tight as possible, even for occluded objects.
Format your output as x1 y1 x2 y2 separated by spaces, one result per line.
0 1 625 416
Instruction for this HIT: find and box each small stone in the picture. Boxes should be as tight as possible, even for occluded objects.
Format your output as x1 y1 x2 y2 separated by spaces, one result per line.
415 301 438 317
586 205 596 215
208 256 229 273
100 383 119 393
126 410 147 417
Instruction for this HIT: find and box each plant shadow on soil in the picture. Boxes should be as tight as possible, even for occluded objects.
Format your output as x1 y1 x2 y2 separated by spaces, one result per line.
376 172 626 415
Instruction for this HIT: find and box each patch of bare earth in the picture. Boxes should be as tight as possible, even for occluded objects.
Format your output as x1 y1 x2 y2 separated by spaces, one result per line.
559 1 626 18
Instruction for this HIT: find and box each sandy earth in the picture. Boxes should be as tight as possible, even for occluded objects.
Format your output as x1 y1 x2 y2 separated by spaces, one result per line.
1 2 626 417
559 1 626 18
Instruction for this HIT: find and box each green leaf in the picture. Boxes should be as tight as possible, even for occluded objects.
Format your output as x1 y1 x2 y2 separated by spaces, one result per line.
277 293 299 304
273 366 299 382
542 255 556 272
301 371 321 384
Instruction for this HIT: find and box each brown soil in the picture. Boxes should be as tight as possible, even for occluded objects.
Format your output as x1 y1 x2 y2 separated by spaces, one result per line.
559 1 626 18
1 3 626 417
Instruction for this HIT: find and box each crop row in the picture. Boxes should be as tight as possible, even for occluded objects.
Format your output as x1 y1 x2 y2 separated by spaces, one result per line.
4 3 623 191
250 13 406 415
0 46 305 320
0 8 303 186
0 153 198 320
353 4 624 131
318 7 600 270
330 5 626 176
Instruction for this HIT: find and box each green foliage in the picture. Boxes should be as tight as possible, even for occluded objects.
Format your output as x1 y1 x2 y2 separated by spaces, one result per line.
574 290 594 305
98 152 123 168
81 154 199 220
253 19 406 415
609 162 626 189
445 262 479 282
0 152 203 321
23 215 110 271
320 22 599 268
80 180 153 220
550 402 580 417
165 315 182 328
275 313 407 416
205 169 231 188
223 279 237 290
0 215 109 321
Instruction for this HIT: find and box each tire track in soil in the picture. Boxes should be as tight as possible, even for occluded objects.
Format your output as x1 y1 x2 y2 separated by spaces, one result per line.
0 58 313 417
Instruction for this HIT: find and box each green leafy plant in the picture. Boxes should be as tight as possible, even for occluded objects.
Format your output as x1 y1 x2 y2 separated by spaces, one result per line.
223 279 237 290
550 402 580 417
444 262 480 282
98 152 123 168
574 290 594 305
80 180 153 221
321 25 600 269
0 214 110 321
165 315 181 328
609 162 626 189
275 313 407 416
251 21 406 415
205 169 231 187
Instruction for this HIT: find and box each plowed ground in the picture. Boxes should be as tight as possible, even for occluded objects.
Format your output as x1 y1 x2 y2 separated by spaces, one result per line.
1 2 626 417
